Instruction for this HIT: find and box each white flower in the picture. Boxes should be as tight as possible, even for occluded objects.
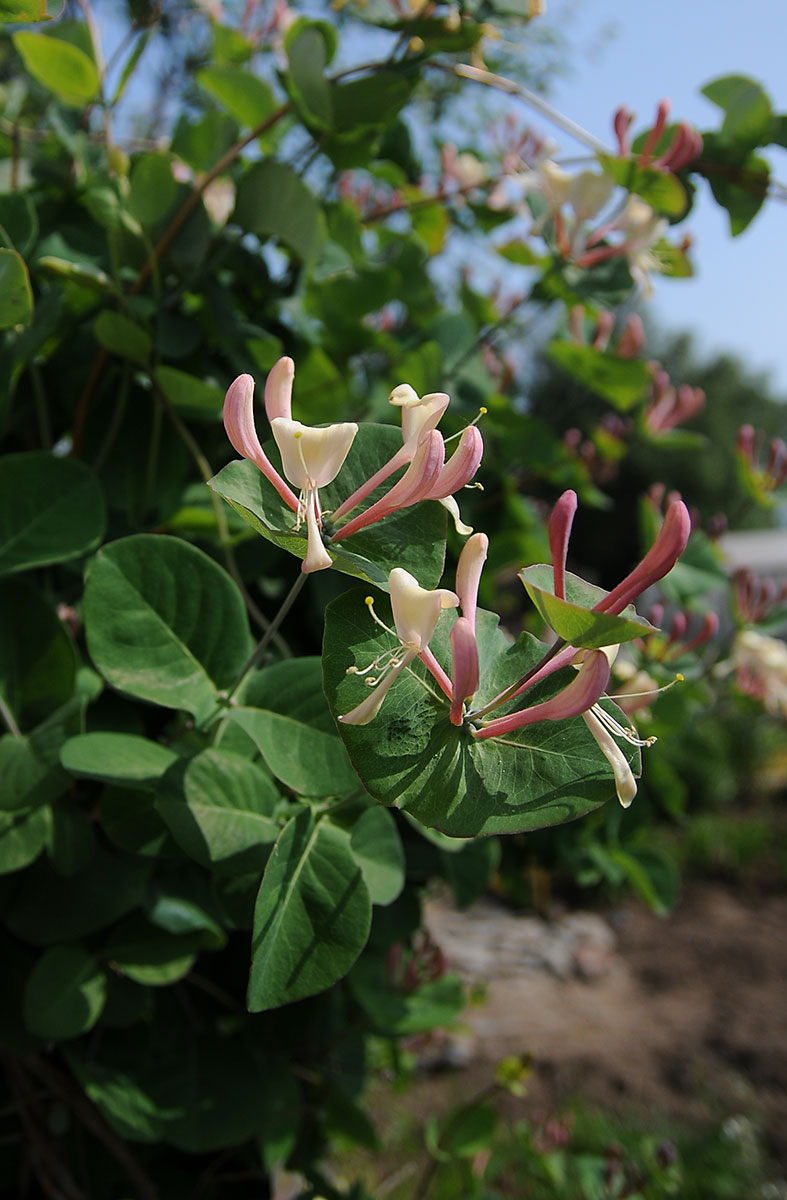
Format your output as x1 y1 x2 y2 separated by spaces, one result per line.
270 418 358 573
339 569 458 726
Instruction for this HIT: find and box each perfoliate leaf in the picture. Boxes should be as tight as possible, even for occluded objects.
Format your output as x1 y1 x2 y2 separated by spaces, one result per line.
518 564 656 648
210 424 446 589
324 593 639 837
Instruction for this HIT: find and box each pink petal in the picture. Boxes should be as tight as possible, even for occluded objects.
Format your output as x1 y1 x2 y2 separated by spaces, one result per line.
263 356 295 423
223 375 299 511
474 649 610 740
331 431 445 543
449 616 480 725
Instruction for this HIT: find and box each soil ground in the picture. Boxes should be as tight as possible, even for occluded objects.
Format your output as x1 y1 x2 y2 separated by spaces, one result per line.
412 881 787 1167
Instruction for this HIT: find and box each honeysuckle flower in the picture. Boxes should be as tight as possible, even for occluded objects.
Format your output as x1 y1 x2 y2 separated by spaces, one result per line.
474 649 611 740
331 431 446 543
581 709 638 808
723 629 787 719
449 532 488 724
332 385 449 522
223 374 299 512
270 417 358 573
339 569 459 726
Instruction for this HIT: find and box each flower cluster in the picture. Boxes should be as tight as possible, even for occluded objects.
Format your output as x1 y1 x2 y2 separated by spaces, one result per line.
338 488 691 806
223 359 483 573
223 357 693 810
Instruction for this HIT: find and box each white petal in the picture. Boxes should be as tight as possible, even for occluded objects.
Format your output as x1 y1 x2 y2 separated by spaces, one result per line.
389 568 458 653
582 710 638 808
271 418 358 489
339 655 413 725
439 494 473 536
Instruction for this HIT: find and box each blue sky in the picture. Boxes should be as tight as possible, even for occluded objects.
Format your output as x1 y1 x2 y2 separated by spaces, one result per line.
544 0 787 394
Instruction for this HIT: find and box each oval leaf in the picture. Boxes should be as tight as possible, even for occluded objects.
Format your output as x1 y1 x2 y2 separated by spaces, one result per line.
0 248 33 328
60 732 178 789
0 451 105 575
247 808 371 1011
229 657 359 796
156 748 279 869
13 31 99 107
323 592 640 837
23 945 106 1039
83 535 251 725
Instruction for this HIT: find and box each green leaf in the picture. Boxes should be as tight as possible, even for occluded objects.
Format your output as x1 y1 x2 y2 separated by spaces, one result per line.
94 311 152 366
61 732 178 789
547 341 650 411
5 848 150 944
0 193 38 257
0 0 48 21
0 248 32 328
0 734 68 812
83 535 251 726
598 154 687 217
128 154 177 227
103 917 202 987
702 74 773 147
702 143 769 236
171 111 237 173
228 657 359 796
285 21 332 129
0 805 50 874
47 801 96 877
440 836 501 910
349 805 405 906
247 809 371 1011
13 31 99 107
209 424 447 589
197 65 275 129
323 594 639 837
23 945 106 1040
331 72 414 138
153 365 225 421
68 1025 286 1150
436 1103 498 1158
348 955 464 1035
518 564 656 648
233 161 324 263
156 748 279 869
99 786 170 857
0 580 76 732
0 452 105 574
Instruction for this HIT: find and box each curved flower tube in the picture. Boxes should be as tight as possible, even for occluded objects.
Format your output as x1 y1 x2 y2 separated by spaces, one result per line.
339 569 458 726
330 431 445 543
223 375 299 512
449 532 488 723
271 418 358 573
473 649 611 740
332 385 450 522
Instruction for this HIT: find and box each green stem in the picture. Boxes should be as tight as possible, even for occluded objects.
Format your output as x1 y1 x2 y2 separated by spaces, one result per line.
92 364 130 472
143 395 162 519
30 362 52 451
223 571 308 705
0 693 22 738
